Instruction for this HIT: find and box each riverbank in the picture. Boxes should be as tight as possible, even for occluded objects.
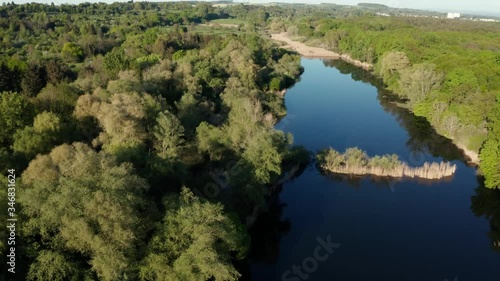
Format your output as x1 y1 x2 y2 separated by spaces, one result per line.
270 33 373 70
270 34 479 165
456 142 480 165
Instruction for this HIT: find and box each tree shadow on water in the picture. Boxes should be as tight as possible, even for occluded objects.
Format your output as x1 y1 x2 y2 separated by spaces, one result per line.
322 59 471 165
471 178 500 253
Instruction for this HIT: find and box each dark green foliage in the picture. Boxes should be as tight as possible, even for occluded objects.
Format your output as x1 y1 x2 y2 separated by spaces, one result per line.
21 63 46 97
33 83 81 119
269 77 283 91
12 111 65 158
481 139 500 189
61 42 84 62
20 143 154 280
0 62 22 92
139 188 249 281
103 49 130 77
481 96 500 188
0 2 304 280
44 59 72 85
0 91 33 146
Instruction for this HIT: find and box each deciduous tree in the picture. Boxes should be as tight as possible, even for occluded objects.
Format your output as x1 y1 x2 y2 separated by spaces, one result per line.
20 143 153 280
139 187 248 281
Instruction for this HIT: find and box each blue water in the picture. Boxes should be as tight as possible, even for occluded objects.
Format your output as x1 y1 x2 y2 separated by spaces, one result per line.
248 59 500 281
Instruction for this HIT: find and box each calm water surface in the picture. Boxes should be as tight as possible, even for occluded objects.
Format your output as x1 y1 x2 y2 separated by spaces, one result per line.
247 59 500 281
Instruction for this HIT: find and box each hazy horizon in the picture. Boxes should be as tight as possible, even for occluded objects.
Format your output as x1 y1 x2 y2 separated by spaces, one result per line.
6 0 500 16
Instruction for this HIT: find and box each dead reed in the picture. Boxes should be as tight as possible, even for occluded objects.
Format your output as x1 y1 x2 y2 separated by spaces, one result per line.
317 147 456 179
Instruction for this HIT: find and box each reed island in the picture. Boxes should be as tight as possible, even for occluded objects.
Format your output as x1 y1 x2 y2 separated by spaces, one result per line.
316 147 457 179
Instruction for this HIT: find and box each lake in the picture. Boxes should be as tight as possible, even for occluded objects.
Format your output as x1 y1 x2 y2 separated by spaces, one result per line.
245 58 500 281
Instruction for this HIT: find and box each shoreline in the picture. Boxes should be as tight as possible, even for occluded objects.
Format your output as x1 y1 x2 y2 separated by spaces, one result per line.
455 142 480 165
270 33 373 70
270 33 479 165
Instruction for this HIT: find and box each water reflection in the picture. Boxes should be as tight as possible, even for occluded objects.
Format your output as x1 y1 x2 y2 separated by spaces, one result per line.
248 194 291 263
321 170 454 190
471 180 500 252
322 59 468 164
246 58 500 281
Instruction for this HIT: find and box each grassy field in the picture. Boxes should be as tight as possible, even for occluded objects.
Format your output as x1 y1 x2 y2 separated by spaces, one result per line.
209 18 245 25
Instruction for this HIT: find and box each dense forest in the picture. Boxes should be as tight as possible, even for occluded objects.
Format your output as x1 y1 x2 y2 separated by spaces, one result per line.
0 2 307 280
0 1 499 280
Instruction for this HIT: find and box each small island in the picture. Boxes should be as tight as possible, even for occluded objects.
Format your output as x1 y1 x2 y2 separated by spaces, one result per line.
317 147 456 179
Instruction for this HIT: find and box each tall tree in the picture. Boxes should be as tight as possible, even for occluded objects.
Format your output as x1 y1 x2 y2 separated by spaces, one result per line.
139 187 248 281
398 63 443 104
12 111 63 158
20 143 153 280
44 59 71 85
152 111 184 159
74 92 162 160
21 63 46 97
376 51 410 87
0 91 33 145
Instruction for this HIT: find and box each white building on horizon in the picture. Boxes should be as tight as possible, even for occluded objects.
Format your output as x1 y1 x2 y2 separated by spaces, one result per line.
447 12 461 19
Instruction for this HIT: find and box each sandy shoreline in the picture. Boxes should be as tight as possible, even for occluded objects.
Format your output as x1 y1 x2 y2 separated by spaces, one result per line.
270 33 373 70
270 33 340 58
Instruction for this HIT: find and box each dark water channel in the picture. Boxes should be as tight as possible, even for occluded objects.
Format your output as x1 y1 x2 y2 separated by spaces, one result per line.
245 58 500 281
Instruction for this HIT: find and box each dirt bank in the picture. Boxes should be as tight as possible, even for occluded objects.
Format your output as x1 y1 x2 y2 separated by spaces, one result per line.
456 142 480 165
270 33 373 70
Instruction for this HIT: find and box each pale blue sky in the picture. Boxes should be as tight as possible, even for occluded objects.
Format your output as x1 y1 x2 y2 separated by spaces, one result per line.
8 0 500 14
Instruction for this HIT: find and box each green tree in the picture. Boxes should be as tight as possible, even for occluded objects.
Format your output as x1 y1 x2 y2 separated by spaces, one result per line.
377 51 410 87
399 63 443 105
140 187 248 281
481 139 500 189
344 147 368 169
241 131 282 184
74 92 162 160
0 92 33 145
0 63 22 92
443 68 480 101
20 143 153 280
21 63 46 97
34 83 80 118
269 77 284 91
104 49 130 77
175 91 210 136
61 42 84 62
481 97 500 189
12 111 63 158
153 111 185 159
196 121 228 161
44 59 71 85
317 148 345 170
27 251 83 281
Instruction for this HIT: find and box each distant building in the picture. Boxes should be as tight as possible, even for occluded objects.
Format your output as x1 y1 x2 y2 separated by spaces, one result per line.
447 12 461 19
